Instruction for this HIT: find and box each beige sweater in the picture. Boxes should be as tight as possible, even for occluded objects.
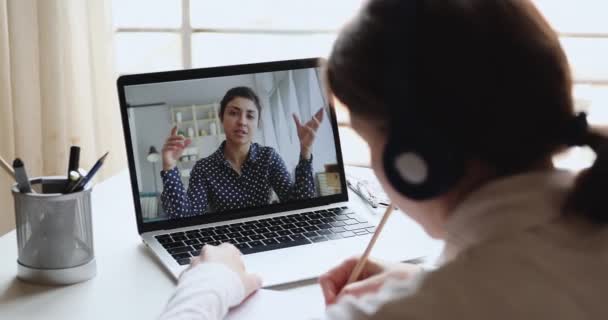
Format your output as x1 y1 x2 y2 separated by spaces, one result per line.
160 169 608 319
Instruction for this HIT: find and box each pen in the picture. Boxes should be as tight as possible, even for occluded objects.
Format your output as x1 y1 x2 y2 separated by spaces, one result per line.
0 155 15 179
65 146 80 187
344 204 395 286
13 158 33 193
69 152 109 193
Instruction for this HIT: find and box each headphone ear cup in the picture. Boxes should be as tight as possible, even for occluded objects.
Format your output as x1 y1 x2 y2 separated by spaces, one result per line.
382 133 465 200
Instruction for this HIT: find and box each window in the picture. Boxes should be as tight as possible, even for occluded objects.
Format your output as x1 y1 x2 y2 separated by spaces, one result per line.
112 0 363 73
113 0 607 169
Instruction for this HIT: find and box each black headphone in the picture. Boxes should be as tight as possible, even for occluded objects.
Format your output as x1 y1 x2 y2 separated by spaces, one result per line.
381 0 465 201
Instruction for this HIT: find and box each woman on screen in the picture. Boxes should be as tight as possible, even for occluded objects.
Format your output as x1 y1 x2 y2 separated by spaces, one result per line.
160 86 324 218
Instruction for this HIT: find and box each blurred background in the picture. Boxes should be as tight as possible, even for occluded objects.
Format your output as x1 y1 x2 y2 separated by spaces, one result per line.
1 0 608 234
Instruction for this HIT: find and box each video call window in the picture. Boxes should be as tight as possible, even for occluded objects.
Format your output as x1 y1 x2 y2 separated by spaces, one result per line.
124 68 343 222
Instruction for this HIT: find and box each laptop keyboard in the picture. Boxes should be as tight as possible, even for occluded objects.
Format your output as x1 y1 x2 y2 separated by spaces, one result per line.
154 207 376 266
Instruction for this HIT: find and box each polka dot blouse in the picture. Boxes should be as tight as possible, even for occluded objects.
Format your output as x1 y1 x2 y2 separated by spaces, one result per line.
160 142 316 218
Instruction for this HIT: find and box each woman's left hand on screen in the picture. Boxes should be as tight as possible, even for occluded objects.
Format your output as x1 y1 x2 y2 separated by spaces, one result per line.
293 108 325 160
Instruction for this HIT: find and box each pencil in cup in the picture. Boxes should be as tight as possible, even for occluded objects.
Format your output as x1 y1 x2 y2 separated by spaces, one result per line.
344 205 395 286
0 155 15 178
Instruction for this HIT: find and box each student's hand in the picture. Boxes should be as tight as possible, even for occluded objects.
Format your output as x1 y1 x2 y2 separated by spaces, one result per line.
191 243 262 300
293 108 324 160
318 256 422 305
162 126 192 171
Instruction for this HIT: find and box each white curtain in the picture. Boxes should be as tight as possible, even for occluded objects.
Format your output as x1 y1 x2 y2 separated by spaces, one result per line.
0 0 126 235
254 69 334 177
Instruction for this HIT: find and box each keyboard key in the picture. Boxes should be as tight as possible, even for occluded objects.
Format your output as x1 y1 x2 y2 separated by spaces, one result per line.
250 234 265 241
330 221 346 227
172 253 190 260
168 246 193 255
235 243 250 250
314 209 328 213
253 228 269 234
231 222 244 226
268 226 282 232
318 229 332 236
227 232 242 239
348 214 368 223
244 220 259 225
308 219 323 225
318 224 332 230
277 230 292 236
282 218 296 224
190 250 201 256
254 222 271 228
282 223 296 229
199 230 216 237
228 227 243 233
240 238 311 255
291 227 305 234
169 232 185 237
213 234 228 241
309 214 323 220
185 239 199 245
241 230 255 236
262 238 279 245
156 237 172 244
269 220 282 226
162 241 184 249
335 215 349 221
235 236 250 243
321 217 335 223
200 237 213 244
276 236 293 243
303 231 318 238
248 240 263 247
294 216 308 222
177 258 191 265
344 219 359 225
263 232 279 239
331 227 346 233
304 225 319 232
290 234 305 241
327 233 342 240
186 233 201 240
311 236 328 243
209 241 221 246
354 229 369 235
215 228 229 235
341 231 356 238
241 225 255 230
172 235 187 241
295 221 309 227
344 223 374 231
192 244 204 250
155 234 171 240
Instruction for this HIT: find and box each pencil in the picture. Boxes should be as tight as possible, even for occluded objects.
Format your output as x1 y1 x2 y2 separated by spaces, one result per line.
0 155 15 179
345 204 395 285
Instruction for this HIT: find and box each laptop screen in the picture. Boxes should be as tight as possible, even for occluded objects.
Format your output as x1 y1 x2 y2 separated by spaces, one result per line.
118 59 347 231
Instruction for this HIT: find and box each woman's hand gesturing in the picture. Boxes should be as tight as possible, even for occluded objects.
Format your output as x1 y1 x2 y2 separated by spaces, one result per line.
293 108 324 160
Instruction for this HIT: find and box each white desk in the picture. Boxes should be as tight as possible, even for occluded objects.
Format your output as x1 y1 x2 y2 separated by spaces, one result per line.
0 170 442 320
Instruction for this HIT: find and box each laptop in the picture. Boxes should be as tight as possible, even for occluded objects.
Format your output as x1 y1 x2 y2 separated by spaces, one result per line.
117 58 430 287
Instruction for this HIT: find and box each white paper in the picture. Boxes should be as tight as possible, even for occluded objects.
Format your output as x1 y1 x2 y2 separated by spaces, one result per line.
226 289 324 320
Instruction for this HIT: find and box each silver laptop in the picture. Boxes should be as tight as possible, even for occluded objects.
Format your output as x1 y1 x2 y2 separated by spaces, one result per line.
117 58 428 287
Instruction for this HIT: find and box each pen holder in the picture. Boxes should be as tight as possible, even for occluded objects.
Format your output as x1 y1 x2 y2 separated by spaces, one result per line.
12 177 96 285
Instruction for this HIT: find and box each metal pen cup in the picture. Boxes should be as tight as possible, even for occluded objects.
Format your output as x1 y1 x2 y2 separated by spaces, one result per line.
12 177 96 285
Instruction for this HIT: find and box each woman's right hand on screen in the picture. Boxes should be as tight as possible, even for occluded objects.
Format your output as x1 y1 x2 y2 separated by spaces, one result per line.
162 126 192 171
318 256 422 305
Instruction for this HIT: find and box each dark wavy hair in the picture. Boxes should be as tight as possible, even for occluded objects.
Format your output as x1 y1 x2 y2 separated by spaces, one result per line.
326 0 608 224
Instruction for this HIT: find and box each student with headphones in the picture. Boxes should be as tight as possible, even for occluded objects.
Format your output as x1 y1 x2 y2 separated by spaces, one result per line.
159 0 608 319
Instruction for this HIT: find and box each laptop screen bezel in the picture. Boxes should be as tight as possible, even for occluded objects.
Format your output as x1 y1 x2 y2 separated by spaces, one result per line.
117 58 349 234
